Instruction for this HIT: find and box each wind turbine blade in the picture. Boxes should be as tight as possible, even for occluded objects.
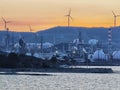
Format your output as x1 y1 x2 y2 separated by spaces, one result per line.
70 16 73 20
29 25 31 32
29 25 31 29
116 15 120 17
69 8 71 15
112 11 116 16
64 15 68 17
29 25 34 32
2 17 6 22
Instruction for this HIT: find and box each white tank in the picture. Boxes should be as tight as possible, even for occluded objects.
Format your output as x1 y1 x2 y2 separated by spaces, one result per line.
112 50 120 60
93 49 107 60
88 39 98 46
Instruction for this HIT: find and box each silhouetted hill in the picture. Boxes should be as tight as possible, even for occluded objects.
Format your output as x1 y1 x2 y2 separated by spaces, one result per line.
0 26 120 44
37 26 118 43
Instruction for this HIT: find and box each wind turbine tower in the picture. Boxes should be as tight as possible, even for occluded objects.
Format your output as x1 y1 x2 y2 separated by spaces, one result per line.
2 17 11 30
65 8 73 27
112 11 120 27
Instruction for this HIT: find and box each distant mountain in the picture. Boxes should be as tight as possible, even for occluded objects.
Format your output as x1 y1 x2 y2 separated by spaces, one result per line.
37 26 119 43
0 26 120 44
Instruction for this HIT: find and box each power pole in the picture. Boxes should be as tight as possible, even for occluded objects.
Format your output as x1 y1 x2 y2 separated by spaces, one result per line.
40 36 43 53
108 28 112 60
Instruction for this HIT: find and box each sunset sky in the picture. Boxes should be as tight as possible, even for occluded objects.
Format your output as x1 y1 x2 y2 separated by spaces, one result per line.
0 0 120 32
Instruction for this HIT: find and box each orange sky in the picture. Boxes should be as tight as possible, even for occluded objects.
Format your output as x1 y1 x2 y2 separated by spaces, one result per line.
0 0 120 32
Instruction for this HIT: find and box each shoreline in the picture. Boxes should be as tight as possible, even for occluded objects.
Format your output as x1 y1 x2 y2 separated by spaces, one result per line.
0 67 113 73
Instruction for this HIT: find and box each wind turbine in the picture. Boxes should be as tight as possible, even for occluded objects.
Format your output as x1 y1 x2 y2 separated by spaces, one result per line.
65 8 73 27
2 17 11 49
112 11 120 27
2 17 11 30
28 25 38 43
29 25 34 32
